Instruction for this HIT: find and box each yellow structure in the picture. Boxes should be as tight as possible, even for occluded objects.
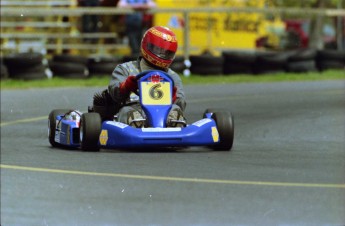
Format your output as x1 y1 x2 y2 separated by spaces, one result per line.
154 0 285 54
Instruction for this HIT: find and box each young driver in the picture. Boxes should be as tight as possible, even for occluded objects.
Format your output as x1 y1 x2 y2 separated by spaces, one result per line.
92 26 186 127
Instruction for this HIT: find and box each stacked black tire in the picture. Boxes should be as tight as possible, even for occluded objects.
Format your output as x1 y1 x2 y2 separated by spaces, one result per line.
190 54 224 75
316 50 345 71
49 54 90 79
87 57 120 76
222 51 256 75
286 49 318 73
2 52 50 80
254 51 293 74
220 49 344 75
49 54 121 78
1 57 9 80
2 49 343 80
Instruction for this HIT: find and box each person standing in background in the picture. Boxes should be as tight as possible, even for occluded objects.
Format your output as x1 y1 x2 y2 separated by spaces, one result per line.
78 0 101 36
117 0 156 57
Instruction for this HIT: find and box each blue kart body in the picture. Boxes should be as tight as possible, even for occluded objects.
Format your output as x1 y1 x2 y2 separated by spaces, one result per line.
54 116 80 147
98 70 220 149
99 118 218 148
49 70 233 151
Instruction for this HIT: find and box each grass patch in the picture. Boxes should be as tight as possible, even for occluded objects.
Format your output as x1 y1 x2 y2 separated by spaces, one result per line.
1 70 344 90
182 70 345 85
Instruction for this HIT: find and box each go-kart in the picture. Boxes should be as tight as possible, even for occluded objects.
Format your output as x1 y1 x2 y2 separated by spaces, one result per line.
48 70 234 151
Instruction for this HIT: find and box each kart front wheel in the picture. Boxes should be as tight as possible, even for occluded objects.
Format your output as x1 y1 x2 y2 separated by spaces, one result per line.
48 109 70 147
211 111 234 151
80 113 102 152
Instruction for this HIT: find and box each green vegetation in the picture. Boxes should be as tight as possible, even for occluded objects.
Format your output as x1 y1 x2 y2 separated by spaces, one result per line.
1 70 344 90
181 70 345 85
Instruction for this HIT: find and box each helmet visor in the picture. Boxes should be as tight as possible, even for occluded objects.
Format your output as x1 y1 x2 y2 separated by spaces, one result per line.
147 43 175 60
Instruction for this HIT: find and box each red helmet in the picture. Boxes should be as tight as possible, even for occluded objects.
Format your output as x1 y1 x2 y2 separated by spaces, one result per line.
141 26 178 69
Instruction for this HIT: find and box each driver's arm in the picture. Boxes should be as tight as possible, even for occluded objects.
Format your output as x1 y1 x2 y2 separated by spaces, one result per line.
108 63 132 103
168 70 187 112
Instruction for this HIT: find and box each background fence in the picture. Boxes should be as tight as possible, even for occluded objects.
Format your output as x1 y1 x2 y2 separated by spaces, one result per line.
1 0 344 80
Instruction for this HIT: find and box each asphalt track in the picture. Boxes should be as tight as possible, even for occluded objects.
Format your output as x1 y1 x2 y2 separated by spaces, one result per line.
1 80 345 226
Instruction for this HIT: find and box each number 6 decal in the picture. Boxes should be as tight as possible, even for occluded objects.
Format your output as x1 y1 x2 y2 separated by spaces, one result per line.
141 81 171 105
149 84 163 100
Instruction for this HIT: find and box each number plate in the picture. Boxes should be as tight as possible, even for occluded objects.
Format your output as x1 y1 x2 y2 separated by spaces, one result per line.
141 82 171 105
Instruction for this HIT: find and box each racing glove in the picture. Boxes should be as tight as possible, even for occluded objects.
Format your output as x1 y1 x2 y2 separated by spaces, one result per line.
120 75 138 95
172 86 177 103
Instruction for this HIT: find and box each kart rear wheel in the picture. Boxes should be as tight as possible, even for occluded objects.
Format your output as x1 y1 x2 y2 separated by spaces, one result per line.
48 109 70 147
211 111 234 151
80 113 102 152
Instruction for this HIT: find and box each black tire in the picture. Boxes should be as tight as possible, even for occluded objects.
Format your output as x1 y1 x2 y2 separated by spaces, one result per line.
223 64 254 75
189 54 224 75
317 60 345 71
87 56 120 76
254 52 290 74
222 51 257 75
3 52 44 68
190 55 224 67
8 64 49 80
80 113 102 152
256 51 290 66
288 49 317 62
88 62 117 76
1 64 9 79
211 111 234 151
53 54 89 65
190 65 223 75
222 51 257 64
286 60 317 73
49 61 89 78
317 50 345 62
48 109 70 147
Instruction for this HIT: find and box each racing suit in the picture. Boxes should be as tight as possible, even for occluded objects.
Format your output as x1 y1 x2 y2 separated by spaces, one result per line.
93 57 186 127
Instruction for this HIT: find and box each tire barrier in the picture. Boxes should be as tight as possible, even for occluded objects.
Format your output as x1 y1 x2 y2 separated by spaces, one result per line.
49 61 89 79
1 50 343 80
3 52 50 80
52 54 89 65
87 57 120 76
286 49 318 73
254 51 292 74
190 54 224 75
220 49 344 76
222 51 256 75
1 63 9 79
316 50 345 71
49 54 89 78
